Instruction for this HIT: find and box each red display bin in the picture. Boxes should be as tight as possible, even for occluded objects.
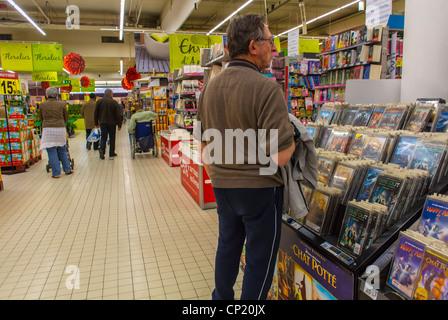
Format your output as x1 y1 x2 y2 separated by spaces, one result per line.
179 149 216 210
160 132 191 167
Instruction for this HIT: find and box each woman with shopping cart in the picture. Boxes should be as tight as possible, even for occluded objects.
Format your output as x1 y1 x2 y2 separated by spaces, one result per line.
39 87 74 179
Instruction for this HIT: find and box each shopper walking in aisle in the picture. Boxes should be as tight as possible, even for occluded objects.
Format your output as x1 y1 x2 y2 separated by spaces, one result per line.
94 88 122 159
39 87 73 178
80 93 99 151
195 14 295 300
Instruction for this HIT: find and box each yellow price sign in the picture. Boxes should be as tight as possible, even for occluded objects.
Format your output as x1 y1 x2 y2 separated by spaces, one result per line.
396 59 403 67
0 78 21 95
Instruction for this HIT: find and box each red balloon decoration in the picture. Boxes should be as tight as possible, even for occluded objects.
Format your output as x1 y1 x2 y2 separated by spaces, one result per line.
125 67 141 82
80 76 90 88
63 52 85 75
121 77 134 90
41 81 50 91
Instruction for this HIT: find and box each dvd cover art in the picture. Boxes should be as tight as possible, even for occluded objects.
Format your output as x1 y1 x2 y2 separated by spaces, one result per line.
405 106 432 132
326 131 351 153
414 248 448 300
434 106 448 133
377 107 406 130
340 107 358 126
368 106 386 128
338 205 370 256
329 164 355 190
360 135 387 162
316 106 335 125
417 197 448 244
347 133 366 157
387 232 426 299
390 136 419 168
369 174 404 216
357 167 384 201
317 126 334 149
304 190 330 234
317 156 335 185
409 140 446 176
352 106 374 127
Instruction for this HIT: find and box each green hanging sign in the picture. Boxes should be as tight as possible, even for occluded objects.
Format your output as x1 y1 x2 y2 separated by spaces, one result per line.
32 44 63 71
0 43 33 71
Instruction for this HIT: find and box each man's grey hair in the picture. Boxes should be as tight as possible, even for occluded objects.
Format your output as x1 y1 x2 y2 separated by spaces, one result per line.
46 87 59 98
104 88 113 96
226 14 267 59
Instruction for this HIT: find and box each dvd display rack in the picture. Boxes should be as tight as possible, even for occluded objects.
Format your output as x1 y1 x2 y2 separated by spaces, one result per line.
266 100 448 300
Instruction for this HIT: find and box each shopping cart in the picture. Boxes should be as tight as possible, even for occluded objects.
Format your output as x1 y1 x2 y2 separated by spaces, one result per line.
129 121 158 159
46 132 75 172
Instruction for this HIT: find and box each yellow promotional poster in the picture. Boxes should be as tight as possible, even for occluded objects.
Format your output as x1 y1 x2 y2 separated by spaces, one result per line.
169 34 222 73
32 71 58 82
0 43 33 71
70 78 81 92
0 78 21 95
32 44 63 71
61 92 70 101
299 39 320 54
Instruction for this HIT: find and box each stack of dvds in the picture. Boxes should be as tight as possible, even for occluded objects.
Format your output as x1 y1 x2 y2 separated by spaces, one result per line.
328 159 376 205
387 132 448 188
337 200 389 257
315 102 348 125
403 104 435 133
316 150 357 185
387 229 448 300
357 163 402 201
324 127 353 153
416 193 448 244
302 185 343 236
431 104 448 132
367 168 431 227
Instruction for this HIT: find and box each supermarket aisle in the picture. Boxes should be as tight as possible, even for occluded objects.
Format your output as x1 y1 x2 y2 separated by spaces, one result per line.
0 127 240 300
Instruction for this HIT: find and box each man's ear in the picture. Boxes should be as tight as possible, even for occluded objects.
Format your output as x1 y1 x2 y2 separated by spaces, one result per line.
248 39 259 55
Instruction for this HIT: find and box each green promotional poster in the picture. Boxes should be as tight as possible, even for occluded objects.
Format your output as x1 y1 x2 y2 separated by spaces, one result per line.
0 43 33 71
32 44 63 71
169 34 222 73
32 71 58 82
81 79 95 92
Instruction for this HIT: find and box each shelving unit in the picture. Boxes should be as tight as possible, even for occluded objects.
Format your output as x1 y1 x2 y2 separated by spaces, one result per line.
317 26 390 104
284 57 321 124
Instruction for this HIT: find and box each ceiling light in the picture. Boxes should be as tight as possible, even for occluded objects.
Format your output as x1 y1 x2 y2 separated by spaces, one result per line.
359 1 365 11
277 0 361 37
119 0 126 41
6 0 46 36
207 0 254 35
63 68 70 74
120 60 123 75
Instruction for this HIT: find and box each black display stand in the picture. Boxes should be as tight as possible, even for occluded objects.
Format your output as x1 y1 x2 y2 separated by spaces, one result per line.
279 180 448 300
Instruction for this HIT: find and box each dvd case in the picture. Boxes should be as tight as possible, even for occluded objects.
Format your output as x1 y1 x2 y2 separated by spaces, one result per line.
417 194 448 244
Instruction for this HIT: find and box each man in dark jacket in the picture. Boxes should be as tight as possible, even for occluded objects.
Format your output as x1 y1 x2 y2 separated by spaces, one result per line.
94 89 122 159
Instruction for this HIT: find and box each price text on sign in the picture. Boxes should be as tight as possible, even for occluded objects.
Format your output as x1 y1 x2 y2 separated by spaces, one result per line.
0 79 21 95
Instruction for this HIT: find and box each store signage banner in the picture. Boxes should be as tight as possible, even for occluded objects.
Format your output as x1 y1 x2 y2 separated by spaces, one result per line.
275 224 354 300
32 44 63 72
49 75 71 87
0 43 33 71
366 0 392 26
32 71 58 82
169 34 222 73
70 78 81 92
288 29 300 56
0 71 18 79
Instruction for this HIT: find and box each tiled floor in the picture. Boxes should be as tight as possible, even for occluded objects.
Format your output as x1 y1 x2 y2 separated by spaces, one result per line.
0 126 242 300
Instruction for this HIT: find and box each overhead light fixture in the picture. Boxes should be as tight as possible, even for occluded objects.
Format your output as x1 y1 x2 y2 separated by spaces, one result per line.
277 0 361 37
6 0 46 36
63 68 70 74
119 0 126 41
359 1 365 11
207 0 254 35
120 60 123 75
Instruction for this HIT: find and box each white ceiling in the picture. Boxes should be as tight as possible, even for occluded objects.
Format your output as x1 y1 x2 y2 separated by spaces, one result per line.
0 0 405 81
